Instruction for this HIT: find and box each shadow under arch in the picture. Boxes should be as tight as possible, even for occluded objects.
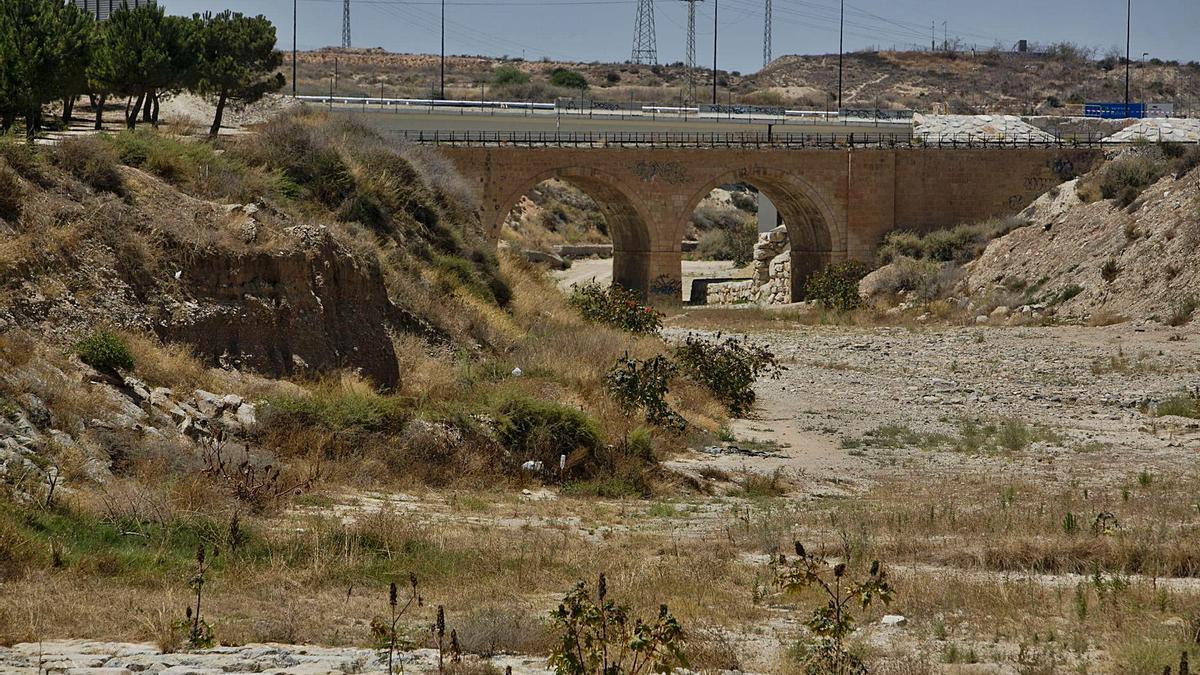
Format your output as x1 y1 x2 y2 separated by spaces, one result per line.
683 168 844 302
494 167 655 294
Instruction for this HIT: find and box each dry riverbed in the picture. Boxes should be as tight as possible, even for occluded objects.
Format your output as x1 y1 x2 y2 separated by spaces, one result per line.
3 321 1198 674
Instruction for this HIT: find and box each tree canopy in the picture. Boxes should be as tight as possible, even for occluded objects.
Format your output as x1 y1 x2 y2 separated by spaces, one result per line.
0 1 286 136
188 11 285 136
90 4 194 128
0 0 95 134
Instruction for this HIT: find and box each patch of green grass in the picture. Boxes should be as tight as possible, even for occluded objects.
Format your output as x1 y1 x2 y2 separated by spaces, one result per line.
859 417 1060 454
646 502 686 518
263 388 407 433
1154 394 1200 419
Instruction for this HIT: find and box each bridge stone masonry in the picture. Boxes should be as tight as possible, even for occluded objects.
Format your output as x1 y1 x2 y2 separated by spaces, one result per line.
439 146 1103 301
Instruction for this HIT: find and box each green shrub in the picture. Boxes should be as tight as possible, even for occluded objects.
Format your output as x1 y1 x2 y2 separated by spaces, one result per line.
568 281 662 334
53 136 124 194
1155 394 1199 419
491 65 530 86
1100 258 1120 283
922 226 980 262
0 161 21 222
0 133 43 180
876 230 924 264
74 331 135 375
548 575 687 675
549 68 587 89
1166 295 1198 327
1041 284 1083 306
877 218 1027 266
493 395 602 471
1099 156 1166 207
694 223 757 265
672 334 782 416
604 354 684 430
802 260 869 310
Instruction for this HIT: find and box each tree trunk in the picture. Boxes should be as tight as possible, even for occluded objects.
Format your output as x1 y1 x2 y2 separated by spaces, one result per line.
209 92 228 138
0 111 14 133
141 89 154 123
94 95 105 130
25 109 38 140
62 96 75 125
150 92 160 126
126 93 145 129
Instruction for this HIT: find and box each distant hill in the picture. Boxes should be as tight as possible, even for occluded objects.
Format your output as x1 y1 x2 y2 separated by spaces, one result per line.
293 47 1200 115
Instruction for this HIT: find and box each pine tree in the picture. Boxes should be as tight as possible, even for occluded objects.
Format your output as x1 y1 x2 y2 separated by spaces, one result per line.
91 4 193 129
188 11 285 137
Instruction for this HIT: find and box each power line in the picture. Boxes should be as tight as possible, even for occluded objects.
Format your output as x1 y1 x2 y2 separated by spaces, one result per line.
631 0 658 64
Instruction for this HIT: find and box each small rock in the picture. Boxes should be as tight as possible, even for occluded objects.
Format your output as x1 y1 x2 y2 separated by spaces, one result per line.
975 315 988 324
193 389 222 417
880 614 907 626
235 403 257 428
222 394 244 409
149 387 174 408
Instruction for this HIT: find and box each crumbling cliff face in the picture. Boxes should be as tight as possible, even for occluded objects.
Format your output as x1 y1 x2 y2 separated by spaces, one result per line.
160 226 403 388
0 166 411 389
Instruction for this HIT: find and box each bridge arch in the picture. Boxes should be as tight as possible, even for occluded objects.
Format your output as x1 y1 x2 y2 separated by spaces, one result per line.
493 167 657 294
682 167 845 301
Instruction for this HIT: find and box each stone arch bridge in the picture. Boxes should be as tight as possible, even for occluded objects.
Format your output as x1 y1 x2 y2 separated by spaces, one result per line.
439 146 1101 301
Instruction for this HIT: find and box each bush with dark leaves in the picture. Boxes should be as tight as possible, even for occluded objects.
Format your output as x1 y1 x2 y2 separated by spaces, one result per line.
672 334 782 416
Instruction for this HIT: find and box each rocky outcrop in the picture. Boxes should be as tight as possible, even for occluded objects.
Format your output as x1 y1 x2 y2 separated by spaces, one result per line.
160 224 404 388
960 160 1200 323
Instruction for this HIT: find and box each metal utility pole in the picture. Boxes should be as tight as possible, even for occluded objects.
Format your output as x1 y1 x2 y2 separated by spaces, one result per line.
837 0 844 109
631 0 658 64
1124 0 1131 110
762 0 772 68
341 0 351 48
291 0 297 95
711 0 718 104
679 0 703 103
440 0 446 98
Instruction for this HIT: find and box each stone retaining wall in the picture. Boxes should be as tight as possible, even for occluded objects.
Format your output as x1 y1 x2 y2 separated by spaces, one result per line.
706 225 792 305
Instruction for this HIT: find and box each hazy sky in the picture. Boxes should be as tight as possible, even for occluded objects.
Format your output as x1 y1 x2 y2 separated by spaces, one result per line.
162 0 1199 74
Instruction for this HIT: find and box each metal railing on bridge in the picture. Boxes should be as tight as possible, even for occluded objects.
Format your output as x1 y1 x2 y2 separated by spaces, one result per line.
391 130 1119 149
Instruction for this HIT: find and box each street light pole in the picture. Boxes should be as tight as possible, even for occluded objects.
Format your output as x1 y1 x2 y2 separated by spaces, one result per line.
711 0 718 105
837 0 844 110
440 0 446 99
1124 0 1131 111
291 0 297 96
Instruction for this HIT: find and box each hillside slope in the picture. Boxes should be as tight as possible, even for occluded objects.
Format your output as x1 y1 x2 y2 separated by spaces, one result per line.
295 47 1200 114
961 147 1200 323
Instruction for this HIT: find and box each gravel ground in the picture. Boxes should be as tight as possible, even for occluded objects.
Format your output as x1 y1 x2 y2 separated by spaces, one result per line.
665 320 1200 490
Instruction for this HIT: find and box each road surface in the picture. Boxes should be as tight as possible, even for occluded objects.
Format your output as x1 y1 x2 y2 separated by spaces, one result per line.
554 258 748 302
323 106 912 137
